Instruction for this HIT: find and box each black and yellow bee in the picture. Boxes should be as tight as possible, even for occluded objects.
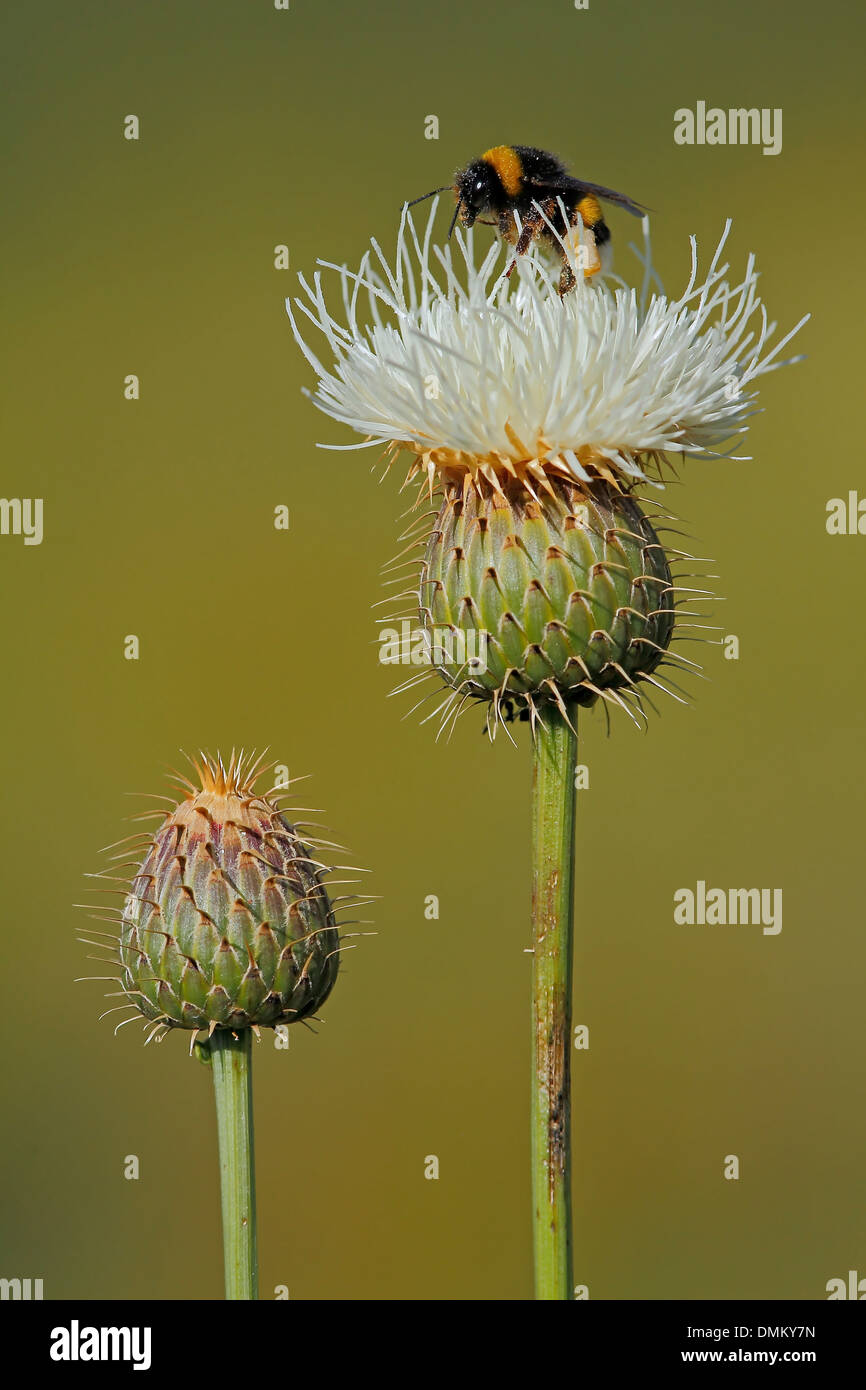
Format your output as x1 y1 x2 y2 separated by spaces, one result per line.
408 145 646 295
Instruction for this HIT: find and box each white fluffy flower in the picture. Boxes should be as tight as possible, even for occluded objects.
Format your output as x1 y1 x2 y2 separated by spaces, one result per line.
287 202 807 493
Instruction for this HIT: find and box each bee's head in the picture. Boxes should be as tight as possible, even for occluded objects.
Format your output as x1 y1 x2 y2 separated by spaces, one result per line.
454 159 499 227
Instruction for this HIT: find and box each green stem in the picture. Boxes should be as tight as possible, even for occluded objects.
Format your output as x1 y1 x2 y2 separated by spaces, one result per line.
530 707 577 1300
210 1029 259 1300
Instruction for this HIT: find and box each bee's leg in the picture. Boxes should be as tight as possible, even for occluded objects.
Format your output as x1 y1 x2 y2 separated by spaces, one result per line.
513 204 550 257
496 209 522 278
497 208 520 245
558 258 577 297
503 204 551 276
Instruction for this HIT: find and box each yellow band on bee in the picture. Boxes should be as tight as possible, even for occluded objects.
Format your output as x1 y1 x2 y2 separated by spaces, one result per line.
575 194 603 228
482 145 523 197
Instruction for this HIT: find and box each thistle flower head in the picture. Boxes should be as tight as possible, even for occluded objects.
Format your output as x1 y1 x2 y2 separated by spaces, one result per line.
288 207 806 736
287 203 807 497
78 750 366 1045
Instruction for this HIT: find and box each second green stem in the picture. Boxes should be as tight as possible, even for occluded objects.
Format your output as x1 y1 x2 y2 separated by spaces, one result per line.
530 706 577 1301
210 1028 259 1300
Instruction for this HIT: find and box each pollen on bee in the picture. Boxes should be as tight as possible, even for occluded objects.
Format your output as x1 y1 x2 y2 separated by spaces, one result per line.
563 222 603 279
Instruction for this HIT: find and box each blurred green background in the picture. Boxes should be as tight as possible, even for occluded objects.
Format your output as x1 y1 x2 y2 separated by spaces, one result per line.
1 0 864 1301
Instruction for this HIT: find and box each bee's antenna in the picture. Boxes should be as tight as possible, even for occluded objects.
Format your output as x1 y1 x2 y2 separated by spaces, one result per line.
447 199 463 238
404 186 452 209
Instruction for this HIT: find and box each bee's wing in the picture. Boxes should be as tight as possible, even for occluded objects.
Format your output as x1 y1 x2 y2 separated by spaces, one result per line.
577 180 648 217
532 174 648 218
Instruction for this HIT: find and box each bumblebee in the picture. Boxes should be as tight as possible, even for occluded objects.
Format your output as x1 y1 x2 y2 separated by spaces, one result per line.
408 145 646 295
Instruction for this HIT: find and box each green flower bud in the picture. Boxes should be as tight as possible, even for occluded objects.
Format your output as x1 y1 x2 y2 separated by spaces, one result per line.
419 477 676 729
82 752 344 1044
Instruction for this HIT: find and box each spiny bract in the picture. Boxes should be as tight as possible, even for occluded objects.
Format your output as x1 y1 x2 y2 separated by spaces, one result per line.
80 752 348 1044
419 478 677 729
